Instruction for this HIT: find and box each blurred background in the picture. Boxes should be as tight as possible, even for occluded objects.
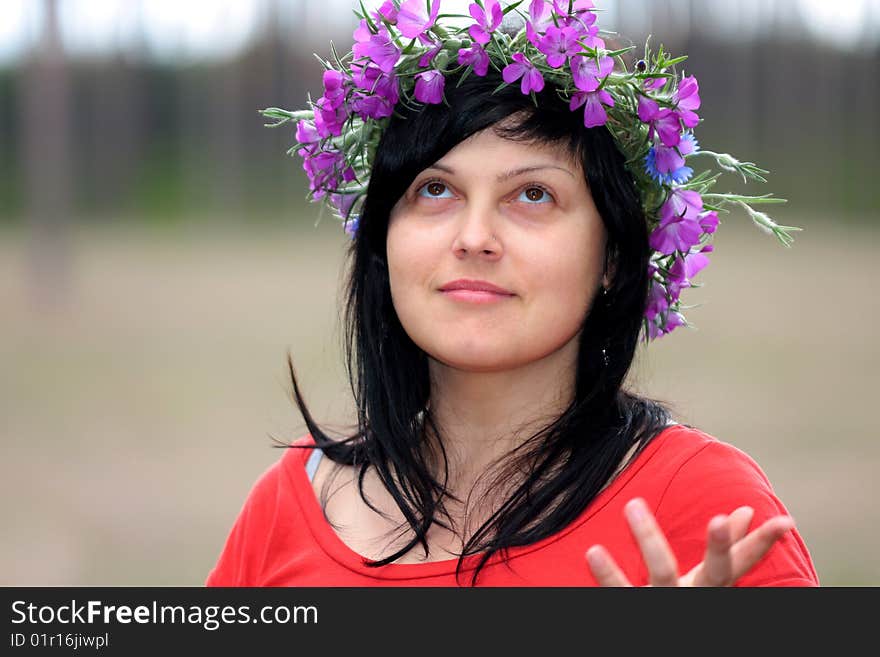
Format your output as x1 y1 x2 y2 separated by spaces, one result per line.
1 0 877 586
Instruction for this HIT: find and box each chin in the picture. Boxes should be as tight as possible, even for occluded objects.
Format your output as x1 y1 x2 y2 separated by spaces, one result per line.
426 342 521 372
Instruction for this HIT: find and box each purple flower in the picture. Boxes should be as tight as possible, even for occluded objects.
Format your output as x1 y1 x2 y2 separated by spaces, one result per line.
295 119 320 145
644 133 698 185
397 0 441 40
644 77 666 92
322 69 348 110
646 279 672 321
669 188 704 219
313 96 348 138
578 23 605 49
668 249 711 291
350 59 399 101
418 37 444 67
570 53 613 92
299 148 355 200
502 52 545 94
552 0 597 30
330 193 359 222
375 1 398 24
414 69 445 105
530 0 550 24
674 75 701 128
350 90 396 120
468 0 504 46
348 61 399 120
698 210 718 234
569 88 615 128
352 22 400 74
526 20 543 48
647 310 686 340
458 43 490 77
538 25 581 68
637 95 682 147
353 18 373 43
649 199 703 255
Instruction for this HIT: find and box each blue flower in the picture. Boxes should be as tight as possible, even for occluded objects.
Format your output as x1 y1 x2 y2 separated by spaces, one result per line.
344 214 360 239
645 133 699 185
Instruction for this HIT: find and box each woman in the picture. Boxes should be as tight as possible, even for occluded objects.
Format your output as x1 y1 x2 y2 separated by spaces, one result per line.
206 1 817 587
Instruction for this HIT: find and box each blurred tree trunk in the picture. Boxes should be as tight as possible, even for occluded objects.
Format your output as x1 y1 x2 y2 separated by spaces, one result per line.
19 0 73 311
210 58 244 218
92 55 143 217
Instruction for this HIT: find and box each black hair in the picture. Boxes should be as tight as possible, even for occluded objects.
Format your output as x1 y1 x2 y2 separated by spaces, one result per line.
282 64 678 586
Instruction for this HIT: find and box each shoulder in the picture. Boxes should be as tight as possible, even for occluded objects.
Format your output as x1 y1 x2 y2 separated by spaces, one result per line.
637 424 819 586
205 435 315 586
646 423 775 497
238 435 316 507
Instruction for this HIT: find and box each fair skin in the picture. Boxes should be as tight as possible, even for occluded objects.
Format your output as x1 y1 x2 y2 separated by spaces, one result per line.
386 125 609 504
313 123 796 583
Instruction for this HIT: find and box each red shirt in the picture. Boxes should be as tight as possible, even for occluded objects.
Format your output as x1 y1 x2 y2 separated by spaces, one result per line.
205 423 818 586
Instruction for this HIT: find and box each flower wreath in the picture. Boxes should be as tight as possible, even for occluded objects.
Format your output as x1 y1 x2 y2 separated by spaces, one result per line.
261 0 801 341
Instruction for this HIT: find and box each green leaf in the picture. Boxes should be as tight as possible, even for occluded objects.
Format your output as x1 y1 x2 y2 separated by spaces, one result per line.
502 0 526 15
456 64 474 88
603 45 637 59
358 0 377 32
491 80 509 95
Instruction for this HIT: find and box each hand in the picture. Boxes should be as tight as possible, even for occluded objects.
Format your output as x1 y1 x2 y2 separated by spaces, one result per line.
585 497 797 586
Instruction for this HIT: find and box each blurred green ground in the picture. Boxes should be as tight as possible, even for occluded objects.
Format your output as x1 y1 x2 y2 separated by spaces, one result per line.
1 210 877 586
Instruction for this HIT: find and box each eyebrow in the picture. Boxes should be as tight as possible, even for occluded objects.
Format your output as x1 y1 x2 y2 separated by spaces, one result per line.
426 162 575 182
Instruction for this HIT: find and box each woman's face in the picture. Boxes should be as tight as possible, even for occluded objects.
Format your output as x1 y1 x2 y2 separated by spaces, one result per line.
386 125 609 373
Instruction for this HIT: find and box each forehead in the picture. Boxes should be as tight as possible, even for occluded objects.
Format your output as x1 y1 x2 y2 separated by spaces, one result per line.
436 128 576 171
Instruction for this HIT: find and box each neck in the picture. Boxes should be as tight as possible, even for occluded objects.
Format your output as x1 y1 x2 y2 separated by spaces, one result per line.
423 338 579 496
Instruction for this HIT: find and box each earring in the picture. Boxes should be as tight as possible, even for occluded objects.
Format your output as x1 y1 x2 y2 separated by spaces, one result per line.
601 288 610 366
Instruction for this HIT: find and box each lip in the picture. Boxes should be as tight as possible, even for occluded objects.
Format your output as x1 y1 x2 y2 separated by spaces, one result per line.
438 279 515 295
439 279 515 305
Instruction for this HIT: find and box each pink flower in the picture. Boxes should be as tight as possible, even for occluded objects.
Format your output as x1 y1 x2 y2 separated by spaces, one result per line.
458 43 490 77
468 0 503 46
352 21 400 74
647 310 686 340
668 188 704 219
570 53 613 92
418 37 443 67
699 210 719 234
414 69 445 105
322 69 347 110
674 75 701 128
295 119 320 145
638 95 683 147
397 0 441 40
649 199 704 255
502 52 545 94
537 25 581 68
668 249 711 289
376 1 398 24
570 88 615 128
553 0 597 32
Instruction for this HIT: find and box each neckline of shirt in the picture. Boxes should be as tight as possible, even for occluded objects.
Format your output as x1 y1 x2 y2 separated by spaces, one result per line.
284 422 682 580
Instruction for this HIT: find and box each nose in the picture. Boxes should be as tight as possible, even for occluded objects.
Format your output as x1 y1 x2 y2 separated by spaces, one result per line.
451 203 502 260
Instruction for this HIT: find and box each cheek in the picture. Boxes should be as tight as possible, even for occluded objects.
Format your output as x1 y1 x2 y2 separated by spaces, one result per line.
386 223 435 312
528 231 605 320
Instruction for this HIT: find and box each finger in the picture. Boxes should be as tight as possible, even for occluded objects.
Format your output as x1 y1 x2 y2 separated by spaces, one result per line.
727 506 755 543
586 545 633 587
694 514 735 586
624 498 679 587
729 515 797 582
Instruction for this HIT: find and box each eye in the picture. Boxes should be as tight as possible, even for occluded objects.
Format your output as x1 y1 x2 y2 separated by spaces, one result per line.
417 180 454 199
518 185 554 205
